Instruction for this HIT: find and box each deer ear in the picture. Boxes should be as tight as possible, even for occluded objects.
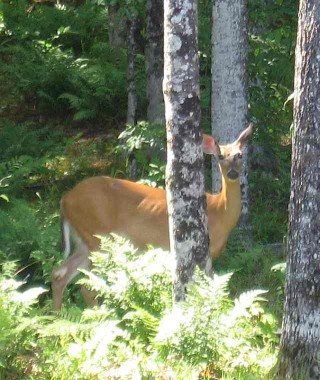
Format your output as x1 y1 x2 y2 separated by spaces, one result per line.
202 134 221 156
236 124 253 148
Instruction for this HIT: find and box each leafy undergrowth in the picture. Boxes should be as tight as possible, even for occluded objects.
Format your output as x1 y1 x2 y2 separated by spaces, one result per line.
0 120 123 201
216 230 286 320
0 235 280 380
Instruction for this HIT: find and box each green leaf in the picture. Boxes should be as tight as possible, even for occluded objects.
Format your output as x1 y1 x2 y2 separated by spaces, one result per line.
73 110 96 121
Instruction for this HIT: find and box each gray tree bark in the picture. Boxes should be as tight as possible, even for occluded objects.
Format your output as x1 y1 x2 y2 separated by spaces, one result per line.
277 1 320 379
211 0 250 246
108 4 127 49
126 16 138 126
146 0 165 125
164 0 211 303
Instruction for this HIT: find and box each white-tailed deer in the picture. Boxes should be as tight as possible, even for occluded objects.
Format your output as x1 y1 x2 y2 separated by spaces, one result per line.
52 125 253 309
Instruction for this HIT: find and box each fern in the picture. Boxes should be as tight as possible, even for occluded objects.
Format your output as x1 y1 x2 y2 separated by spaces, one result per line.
0 264 47 379
0 234 280 379
123 305 160 344
73 109 97 121
59 93 84 109
0 176 10 203
155 269 277 377
69 237 277 378
229 289 268 321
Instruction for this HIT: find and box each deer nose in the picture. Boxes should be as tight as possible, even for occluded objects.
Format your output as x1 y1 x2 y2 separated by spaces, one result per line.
227 169 239 180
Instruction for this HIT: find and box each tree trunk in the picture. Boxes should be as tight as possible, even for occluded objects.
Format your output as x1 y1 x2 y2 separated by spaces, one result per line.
277 1 320 379
164 0 211 303
211 0 250 247
108 4 127 49
126 16 138 126
146 0 165 125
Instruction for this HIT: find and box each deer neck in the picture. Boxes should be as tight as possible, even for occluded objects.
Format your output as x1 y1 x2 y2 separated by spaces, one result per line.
208 176 242 231
221 176 242 228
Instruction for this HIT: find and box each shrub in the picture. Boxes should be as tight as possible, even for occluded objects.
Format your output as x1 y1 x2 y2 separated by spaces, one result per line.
0 121 68 195
0 235 280 379
0 262 46 379
117 121 166 186
0 0 130 122
35 236 278 379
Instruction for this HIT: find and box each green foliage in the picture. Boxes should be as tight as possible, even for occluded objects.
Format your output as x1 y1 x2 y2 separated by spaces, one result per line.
58 45 128 122
199 0 212 132
0 233 280 379
0 263 46 379
117 121 166 186
248 0 297 243
38 236 277 379
0 176 10 203
0 121 67 195
155 270 277 379
216 244 286 319
81 235 172 320
0 197 61 286
0 0 131 122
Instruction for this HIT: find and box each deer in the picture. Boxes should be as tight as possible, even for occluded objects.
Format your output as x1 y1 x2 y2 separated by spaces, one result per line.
52 125 253 310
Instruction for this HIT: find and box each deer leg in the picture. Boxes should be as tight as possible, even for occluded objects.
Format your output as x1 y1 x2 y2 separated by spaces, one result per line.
52 246 90 310
80 286 98 307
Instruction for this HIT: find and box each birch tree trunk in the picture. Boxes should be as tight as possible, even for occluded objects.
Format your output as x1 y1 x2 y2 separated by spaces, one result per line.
164 0 211 303
277 1 320 378
126 16 138 126
146 0 165 125
211 0 250 240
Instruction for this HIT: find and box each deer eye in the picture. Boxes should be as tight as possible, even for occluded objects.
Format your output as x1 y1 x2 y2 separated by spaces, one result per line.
218 154 225 160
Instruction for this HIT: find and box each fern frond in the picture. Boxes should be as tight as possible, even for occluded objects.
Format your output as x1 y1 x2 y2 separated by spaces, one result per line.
12 286 47 307
81 306 114 323
224 289 268 328
123 305 160 338
73 109 96 121
58 93 83 108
